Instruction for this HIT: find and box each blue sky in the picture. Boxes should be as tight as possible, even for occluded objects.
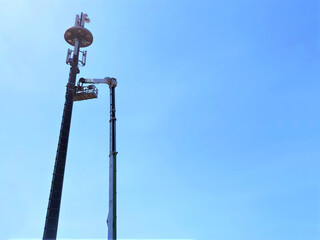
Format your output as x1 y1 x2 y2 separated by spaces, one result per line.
0 0 319 240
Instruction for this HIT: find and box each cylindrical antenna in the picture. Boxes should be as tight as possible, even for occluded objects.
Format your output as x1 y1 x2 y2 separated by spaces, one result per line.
75 14 80 26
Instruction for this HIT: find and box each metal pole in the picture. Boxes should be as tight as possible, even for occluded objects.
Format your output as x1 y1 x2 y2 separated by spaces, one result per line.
107 80 117 240
43 12 93 240
43 40 79 240
42 12 93 239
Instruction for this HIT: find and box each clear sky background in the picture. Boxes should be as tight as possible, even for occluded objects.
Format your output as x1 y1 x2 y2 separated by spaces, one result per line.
0 0 319 240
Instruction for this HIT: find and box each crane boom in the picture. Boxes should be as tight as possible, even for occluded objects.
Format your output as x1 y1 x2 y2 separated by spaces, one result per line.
79 77 117 86
77 76 118 240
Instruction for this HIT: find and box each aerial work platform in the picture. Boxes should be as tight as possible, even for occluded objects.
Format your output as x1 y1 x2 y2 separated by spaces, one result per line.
73 85 98 101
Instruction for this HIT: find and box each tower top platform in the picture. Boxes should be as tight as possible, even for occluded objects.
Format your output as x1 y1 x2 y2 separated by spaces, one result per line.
64 26 93 48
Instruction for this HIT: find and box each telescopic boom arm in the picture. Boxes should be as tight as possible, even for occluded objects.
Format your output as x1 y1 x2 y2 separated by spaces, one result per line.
78 76 118 240
79 77 117 87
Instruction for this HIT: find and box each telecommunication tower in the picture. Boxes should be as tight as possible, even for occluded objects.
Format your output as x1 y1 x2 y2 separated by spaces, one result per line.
43 13 118 240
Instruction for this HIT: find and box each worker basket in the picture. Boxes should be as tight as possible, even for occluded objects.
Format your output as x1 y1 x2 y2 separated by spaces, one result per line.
73 84 98 101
